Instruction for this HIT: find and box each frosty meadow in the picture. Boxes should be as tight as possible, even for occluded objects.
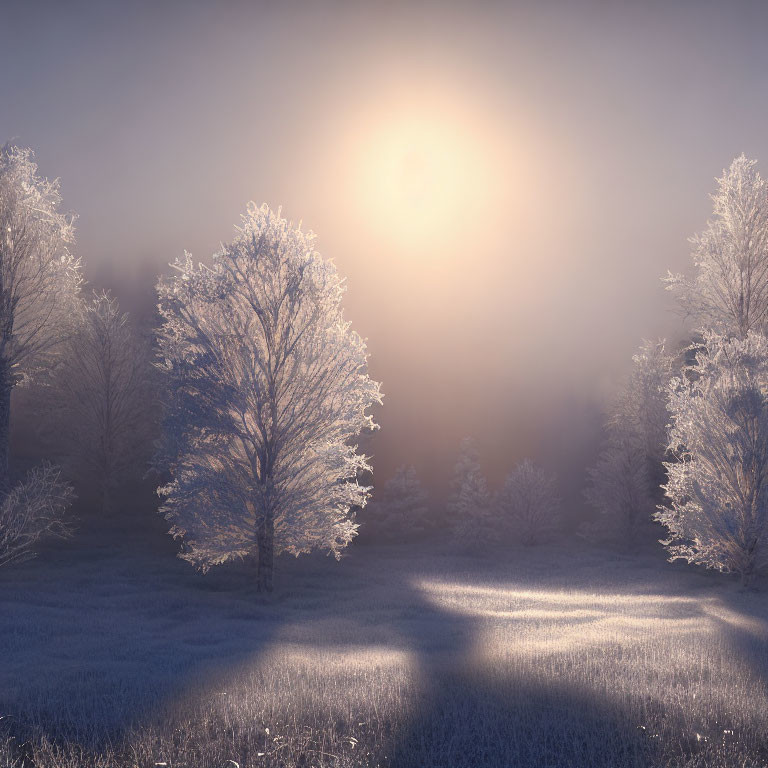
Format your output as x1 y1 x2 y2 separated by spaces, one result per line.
3 2 768 766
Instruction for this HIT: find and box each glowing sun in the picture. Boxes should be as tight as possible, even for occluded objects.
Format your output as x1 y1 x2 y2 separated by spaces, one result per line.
352 110 495 255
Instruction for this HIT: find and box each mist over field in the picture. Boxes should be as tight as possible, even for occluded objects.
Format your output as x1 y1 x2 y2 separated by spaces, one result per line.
9 0 768 500
2 2 768 767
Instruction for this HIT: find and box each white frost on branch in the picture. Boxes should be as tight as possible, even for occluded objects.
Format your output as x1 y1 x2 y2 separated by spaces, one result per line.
666 155 768 338
658 331 768 586
0 144 82 385
0 462 75 569
155 203 382 590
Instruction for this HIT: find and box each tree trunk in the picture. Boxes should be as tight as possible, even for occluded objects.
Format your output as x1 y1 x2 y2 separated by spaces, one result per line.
0 360 12 493
256 515 274 593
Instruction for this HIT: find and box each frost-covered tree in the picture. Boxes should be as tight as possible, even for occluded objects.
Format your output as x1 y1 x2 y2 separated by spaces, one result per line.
658 331 768 586
497 459 560 545
585 340 675 542
0 145 82 489
618 339 676 493
666 155 768 338
39 291 156 515
449 437 480 522
450 440 492 551
365 464 429 541
584 425 651 542
155 204 382 592
0 462 75 569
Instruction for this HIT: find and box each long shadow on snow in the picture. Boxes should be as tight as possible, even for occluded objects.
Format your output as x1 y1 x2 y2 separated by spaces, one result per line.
383 554 662 768
2 532 766 766
0 526 289 748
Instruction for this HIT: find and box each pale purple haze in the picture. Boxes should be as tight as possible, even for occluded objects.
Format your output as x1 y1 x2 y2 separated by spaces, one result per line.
3 0 768 497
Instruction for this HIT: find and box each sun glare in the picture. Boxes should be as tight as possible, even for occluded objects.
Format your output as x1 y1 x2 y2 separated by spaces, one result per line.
349 107 498 256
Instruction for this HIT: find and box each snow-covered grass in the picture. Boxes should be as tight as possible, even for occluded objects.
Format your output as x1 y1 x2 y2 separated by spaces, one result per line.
1 528 767 767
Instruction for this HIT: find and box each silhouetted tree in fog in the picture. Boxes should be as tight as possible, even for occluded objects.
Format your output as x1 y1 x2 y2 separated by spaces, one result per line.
155 204 382 592
450 438 492 550
365 464 429 541
39 291 156 515
621 340 676 494
585 340 674 543
584 425 650 543
448 437 480 523
497 459 560 545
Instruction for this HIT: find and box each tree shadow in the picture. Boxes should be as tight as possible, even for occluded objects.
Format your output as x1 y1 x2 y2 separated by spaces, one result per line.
0 524 288 749
380 555 661 768
376 544 768 767
698 576 768 688
2 535 766 767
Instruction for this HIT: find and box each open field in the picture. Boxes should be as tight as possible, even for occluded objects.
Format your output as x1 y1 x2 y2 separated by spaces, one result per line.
1 528 767 768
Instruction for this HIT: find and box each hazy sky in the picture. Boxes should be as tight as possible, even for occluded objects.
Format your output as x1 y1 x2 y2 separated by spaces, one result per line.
3 0 768 498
